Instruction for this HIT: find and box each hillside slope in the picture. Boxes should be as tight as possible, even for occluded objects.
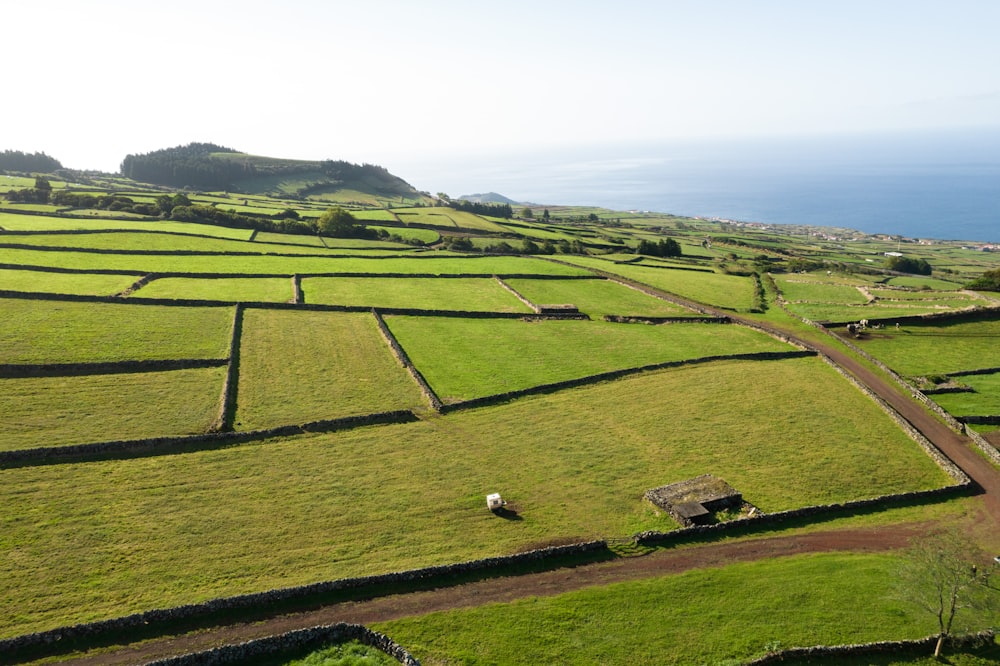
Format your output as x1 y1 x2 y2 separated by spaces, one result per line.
119 142 431 205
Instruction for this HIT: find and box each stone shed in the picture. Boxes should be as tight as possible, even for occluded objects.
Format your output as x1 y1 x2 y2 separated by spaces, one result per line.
645 474 744 526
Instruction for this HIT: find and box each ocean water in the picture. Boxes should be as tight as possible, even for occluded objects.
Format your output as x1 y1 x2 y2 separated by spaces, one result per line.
401 128 1000 243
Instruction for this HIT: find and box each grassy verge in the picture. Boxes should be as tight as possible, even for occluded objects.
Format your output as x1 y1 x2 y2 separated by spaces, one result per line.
301 277 531 312
135 277 294 302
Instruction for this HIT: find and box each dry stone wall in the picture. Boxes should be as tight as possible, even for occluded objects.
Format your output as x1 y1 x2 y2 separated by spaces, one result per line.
144 623 420 666
745 630 994 665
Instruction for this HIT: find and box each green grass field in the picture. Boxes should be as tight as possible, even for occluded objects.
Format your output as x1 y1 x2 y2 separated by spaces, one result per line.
374 553 1000 666
387 317 794 402
0 367 225 451
857 319 1000 376
930 373 1000 417
0 299 233 363
301 277 532 312
0 246 591 276
504 277 695 318
234 309 426 430
134 277 294 302
0 268 135 296
0 357 950 638
0 212 255 239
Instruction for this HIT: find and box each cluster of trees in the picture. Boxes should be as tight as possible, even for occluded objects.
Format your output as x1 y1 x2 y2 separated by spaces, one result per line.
0 150 62 173
636 238 682 257
967 267 1000 291
886 254 932 275
442 236 587 255
315 207 381 239
447 199 513 219
5 176 53 203
119 143 415 196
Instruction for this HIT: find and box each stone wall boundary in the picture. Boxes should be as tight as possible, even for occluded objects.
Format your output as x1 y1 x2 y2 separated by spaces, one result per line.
962 425 1000 466
0 541 607 660
950 365 1000 377
603 315 730 325
494 276 540 312
114 273 158 297
214 305 243 432
144 623 420 666
744 630 994 665
291 274 302 304
372 310 443 412
0 358 227 379
0 410 418 468
440 351 818 414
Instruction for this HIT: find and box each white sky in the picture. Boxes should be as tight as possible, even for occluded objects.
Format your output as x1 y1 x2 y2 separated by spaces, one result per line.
4 0 1000 176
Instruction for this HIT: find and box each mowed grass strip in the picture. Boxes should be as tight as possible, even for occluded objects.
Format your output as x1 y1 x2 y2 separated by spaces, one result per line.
504 277 695 318
235 310 425 430
385 317 792 402
0 367 225 451
134 277 293 303
858 319 1000 376
0 268 135 296
0 299 233 364
0 212 254 239
0 247 590 276
0 357 949 637
301 277 532 312
375 553 988 666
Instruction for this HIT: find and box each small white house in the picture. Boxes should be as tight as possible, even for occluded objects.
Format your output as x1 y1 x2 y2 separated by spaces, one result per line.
486 493 505 512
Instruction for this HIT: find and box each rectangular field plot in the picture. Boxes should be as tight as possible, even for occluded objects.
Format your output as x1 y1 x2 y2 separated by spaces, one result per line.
385 317 793 402
0 367 225 451
0 268 135 296
774 277 870 304
133 277 293 303
0 299 233 363
557 260 758 311
1 231 264 253
235 309 425 430
504 278 695 318
0 213 254 239
931 373 1000 417
0 247 590 276
302 277 532 312
856 318 1000 376
0 357 951 637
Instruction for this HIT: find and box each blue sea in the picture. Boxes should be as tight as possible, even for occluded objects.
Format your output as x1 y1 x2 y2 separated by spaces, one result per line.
399 128 1000 243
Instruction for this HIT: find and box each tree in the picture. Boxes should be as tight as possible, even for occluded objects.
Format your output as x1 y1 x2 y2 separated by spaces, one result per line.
886 254 931 275
967 268 1000 292
896 530 996 658
542 209 550 221
317 206 374 239
521 207 534 219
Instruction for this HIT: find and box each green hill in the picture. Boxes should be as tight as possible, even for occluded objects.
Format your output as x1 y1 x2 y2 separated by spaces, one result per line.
119 142 431 206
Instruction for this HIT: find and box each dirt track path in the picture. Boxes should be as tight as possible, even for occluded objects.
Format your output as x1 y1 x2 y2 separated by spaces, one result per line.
51 309 1000 666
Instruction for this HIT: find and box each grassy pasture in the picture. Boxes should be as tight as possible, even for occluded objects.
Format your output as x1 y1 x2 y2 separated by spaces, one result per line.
504 277 695 318
883 275 967 290
234 310 425 430
930 373 1000 417
134 277 294 302
0 367 225 451
856 319 1000 376
253 231 413 251
0 212 254 239
394 210 457 228
350 209 399 222
386 317 796 402
0 357 950 637
367 225 441 244
0 247 590 276
0 299 232 363
0 231 262 253
0 268 135 296
775 277 870 304
554 257 758 310
301 277 531 312
375 553 1000 666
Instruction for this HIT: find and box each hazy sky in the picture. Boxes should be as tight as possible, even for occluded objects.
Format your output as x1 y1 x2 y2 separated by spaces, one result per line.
5 0 1000 176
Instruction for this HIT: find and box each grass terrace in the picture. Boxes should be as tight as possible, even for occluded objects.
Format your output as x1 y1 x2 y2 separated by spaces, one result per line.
0 247 591 276
0 212 255 239
133 277 295 302
929 373 1000 417
0 268 135 296
504 277 697 318
234 309 426 430
0 367 225 451
0 357 951 637
301 276 532 312
386 317 795 402
0 299 233 364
